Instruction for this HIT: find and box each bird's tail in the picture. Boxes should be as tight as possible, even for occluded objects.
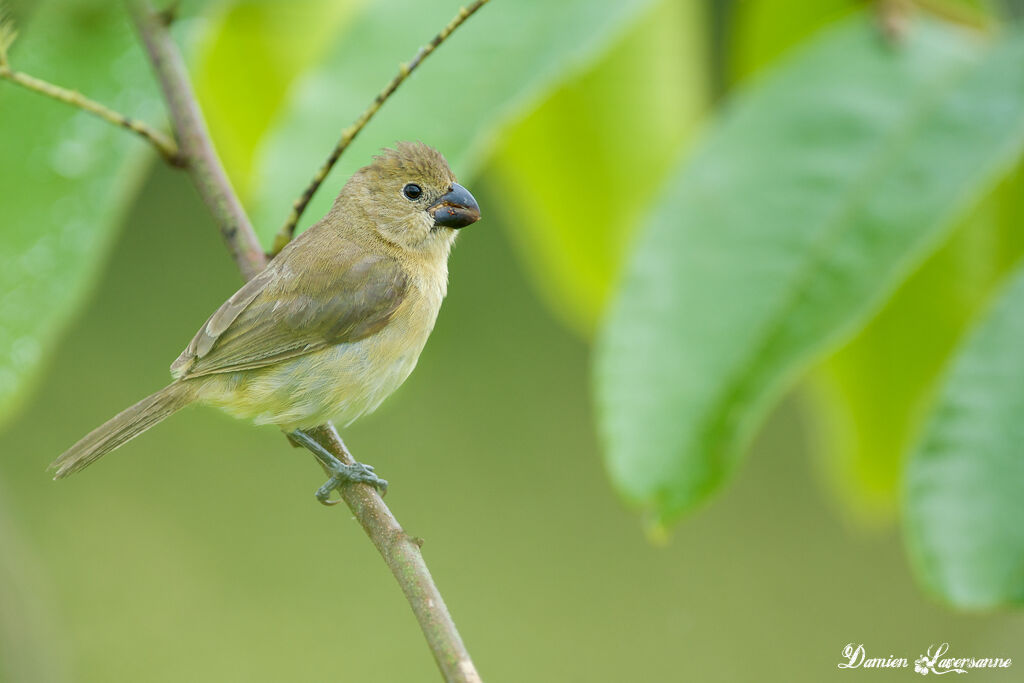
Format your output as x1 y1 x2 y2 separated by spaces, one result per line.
49 381 196 479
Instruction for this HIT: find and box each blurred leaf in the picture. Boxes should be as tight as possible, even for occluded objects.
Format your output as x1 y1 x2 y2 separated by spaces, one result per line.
730 0 998 85
808 164 1024 527
595 16 1024 528
249 0 660 243
730 0 856 81
487 0 708 336
0 3 161 423
904 261 1024 608
193 0 363 197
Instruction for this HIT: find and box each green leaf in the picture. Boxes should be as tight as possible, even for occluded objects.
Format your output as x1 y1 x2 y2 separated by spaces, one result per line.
193 0 363 198
904 262 1024 608
808 165 1024 527
487 0 708 336
730 0 856 82
594 16 1024 527
0 3 161 423
730 2 1000 86
249 0 660 244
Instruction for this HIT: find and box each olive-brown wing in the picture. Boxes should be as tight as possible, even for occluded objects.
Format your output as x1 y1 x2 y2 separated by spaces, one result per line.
170 241 407 379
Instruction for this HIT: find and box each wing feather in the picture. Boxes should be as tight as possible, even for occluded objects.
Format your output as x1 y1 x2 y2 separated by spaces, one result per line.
171 236 407 379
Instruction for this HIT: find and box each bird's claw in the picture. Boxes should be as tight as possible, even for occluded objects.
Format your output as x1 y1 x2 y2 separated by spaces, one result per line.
315 461 388 505
315 485 344 506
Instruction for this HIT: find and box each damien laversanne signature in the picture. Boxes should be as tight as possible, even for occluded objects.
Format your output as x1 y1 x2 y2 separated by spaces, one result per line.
839 643 1012 675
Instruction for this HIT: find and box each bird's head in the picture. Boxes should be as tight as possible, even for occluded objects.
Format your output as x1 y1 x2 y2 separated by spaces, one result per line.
334 142 481 257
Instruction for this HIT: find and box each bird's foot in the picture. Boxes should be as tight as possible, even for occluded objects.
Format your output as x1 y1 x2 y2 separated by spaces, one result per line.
287 428 389 506
316 461 389 505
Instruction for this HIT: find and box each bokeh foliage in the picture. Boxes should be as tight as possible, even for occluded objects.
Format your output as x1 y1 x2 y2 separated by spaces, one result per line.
905 264 1024 608
810 165 1024 527
490 0 708 335
596 14 1024 531
2 8 1024 681
0 1 159 421
245 0 665 245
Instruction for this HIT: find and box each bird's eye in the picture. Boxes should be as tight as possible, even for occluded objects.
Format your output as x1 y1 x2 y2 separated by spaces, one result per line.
402 183 422 200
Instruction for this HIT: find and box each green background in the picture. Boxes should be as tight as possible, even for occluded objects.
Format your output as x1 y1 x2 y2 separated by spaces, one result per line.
2 166 1023 682
3 0 1024 680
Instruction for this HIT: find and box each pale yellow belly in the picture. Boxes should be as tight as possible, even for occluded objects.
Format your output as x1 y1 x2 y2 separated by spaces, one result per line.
198 320 431 431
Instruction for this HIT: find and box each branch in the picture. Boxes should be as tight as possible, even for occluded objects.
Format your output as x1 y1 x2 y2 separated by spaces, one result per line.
307 426 480 683
0 15 181 164
127 3 481 681
270 0 491 256
128 2 267 281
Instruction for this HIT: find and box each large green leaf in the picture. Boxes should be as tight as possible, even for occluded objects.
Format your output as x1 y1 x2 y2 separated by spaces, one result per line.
595 16 1024 527
487 0 708 336
904 262 1024 608
0 3 161 423
249 0 659 243
808 165 1024 527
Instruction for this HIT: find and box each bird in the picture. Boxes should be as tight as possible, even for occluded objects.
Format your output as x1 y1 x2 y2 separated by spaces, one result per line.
50 142 481 503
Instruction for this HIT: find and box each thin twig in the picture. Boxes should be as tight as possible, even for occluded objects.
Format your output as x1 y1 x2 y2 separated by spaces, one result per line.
270 0 491 256
0 14 181 164
0 65 181 163
127 3 480 681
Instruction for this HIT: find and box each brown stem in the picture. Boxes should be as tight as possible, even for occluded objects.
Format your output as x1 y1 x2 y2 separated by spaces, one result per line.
270 0 492 256
127 3 480 681
307 426 481 683
128 1 266 280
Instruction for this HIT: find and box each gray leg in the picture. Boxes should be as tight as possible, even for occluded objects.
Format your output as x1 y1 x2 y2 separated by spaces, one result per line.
288 429 388 505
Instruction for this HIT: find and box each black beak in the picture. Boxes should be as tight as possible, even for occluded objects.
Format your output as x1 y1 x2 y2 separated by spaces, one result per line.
429 183 481 229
